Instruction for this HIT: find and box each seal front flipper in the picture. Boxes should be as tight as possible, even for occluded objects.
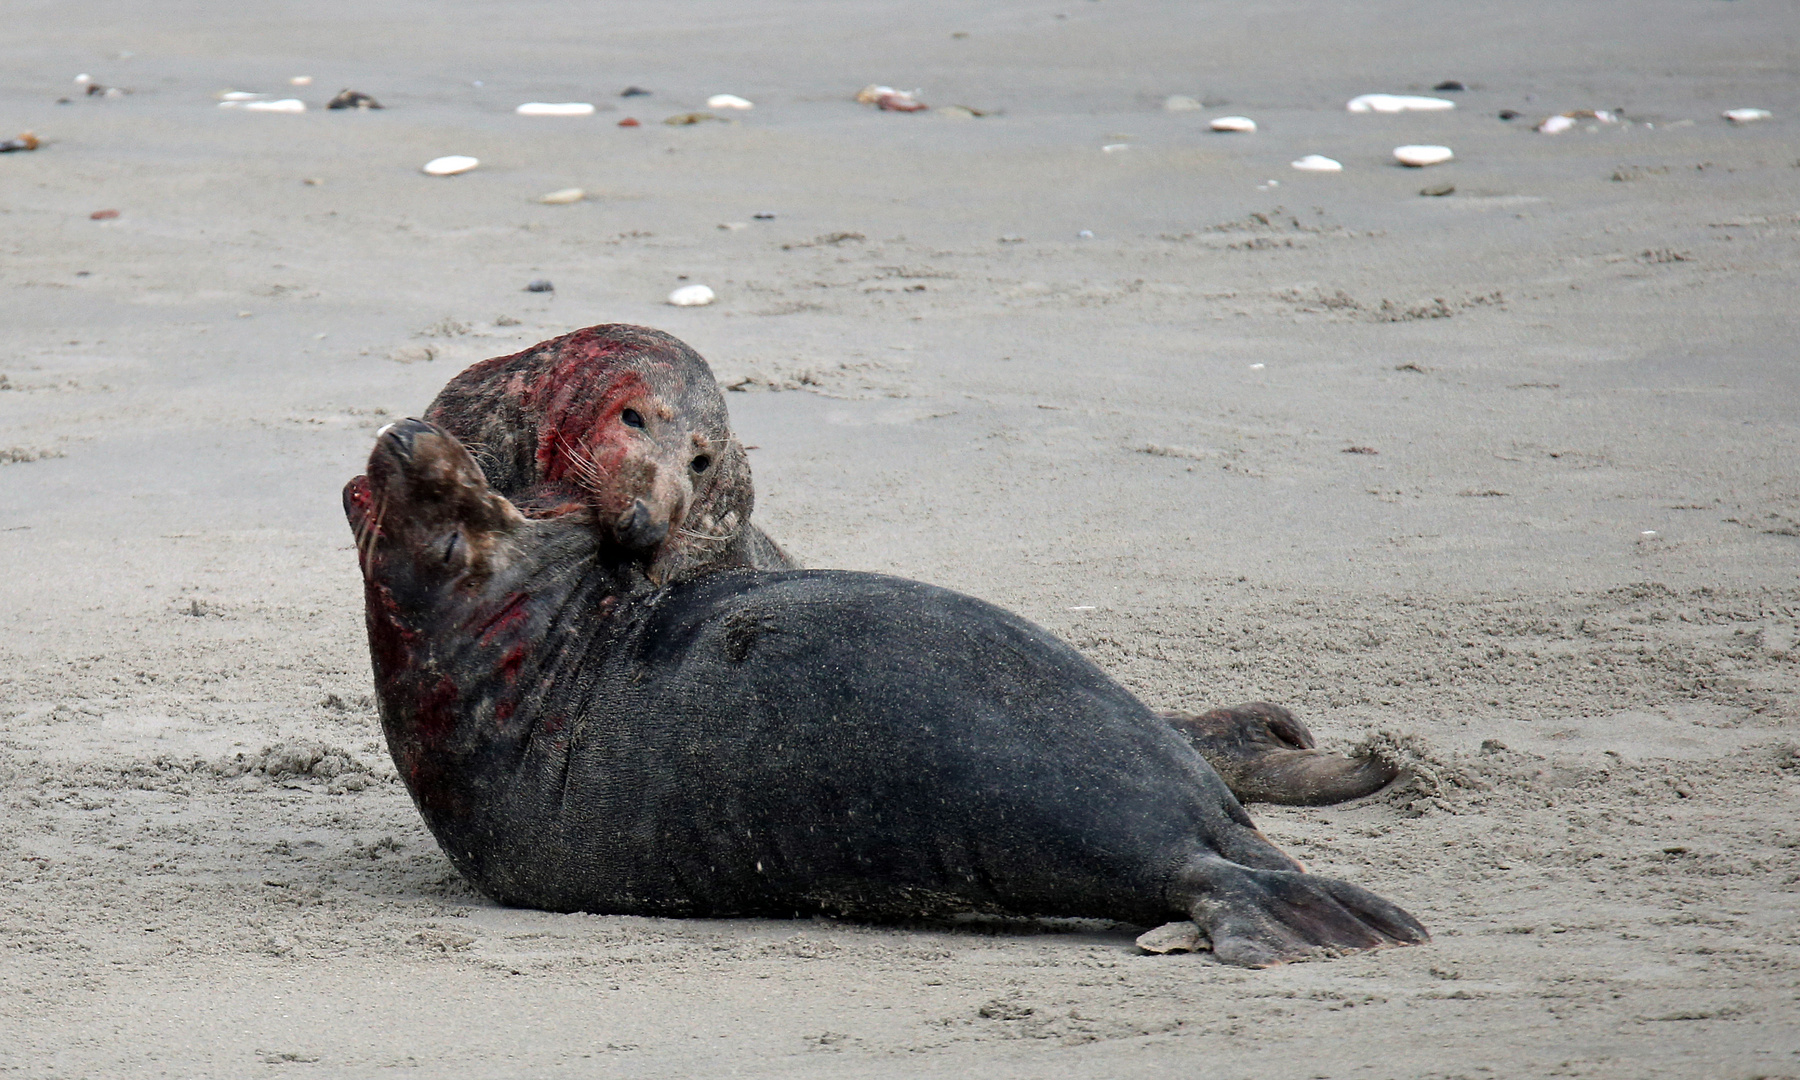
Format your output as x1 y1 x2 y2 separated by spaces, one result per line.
1160 703 1401 807
1170 854 1429 968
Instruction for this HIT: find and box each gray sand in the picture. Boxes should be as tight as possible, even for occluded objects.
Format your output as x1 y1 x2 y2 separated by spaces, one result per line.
2 2 1797 1077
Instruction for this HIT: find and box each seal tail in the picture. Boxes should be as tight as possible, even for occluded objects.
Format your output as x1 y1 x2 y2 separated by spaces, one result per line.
1160 703 1401 806
1163 854 1429 968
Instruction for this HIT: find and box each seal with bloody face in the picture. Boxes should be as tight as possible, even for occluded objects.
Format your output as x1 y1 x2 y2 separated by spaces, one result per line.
423 324 1400 807
345 418 1428 966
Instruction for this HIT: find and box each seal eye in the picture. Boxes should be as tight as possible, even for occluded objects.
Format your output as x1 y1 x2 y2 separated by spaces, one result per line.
690 455 712 474
441 531 461 565
621 409 646 430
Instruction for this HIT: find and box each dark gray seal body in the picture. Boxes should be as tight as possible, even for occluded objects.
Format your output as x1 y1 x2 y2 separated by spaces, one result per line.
345 419 1428 965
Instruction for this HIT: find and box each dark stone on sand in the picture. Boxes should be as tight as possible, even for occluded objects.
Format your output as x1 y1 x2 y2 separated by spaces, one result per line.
525 279 554 293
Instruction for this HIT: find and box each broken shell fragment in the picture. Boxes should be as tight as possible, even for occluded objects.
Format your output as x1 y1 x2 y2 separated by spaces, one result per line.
290 76 313 86
0 132 40 153
1347 94 1455 113
1136 921 1204 955
516 102 595 117
89 209 119 220
537 188 585 204
238 99 306 113
1291 154 1343 172
1209 115 1256 133
667 284 716 307
856 85 928 112
706 94 753 110
217 90 264 101
1723 108 1772 124
664 112 718 126
1420 182 1456 197
1537 109 1618 133
1394 144 1453 167
423 155 479 176
327 90 382 110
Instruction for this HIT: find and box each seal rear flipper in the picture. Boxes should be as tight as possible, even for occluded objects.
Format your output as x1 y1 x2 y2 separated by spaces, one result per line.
1161 703 1402 806
1170 854 1428 968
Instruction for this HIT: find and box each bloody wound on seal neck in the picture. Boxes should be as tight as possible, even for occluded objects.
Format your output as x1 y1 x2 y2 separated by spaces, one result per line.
343 419 612 838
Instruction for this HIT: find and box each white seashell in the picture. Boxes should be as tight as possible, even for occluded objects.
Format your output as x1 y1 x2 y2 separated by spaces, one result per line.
1537 114 1576 134
1393 144 1453 166
1209 115 1256 133
290 76 313 86
217 90 264 101
1347 94 1455 113
242 98 306 113
75 73 93 86
1163 95 1202 112
516 102 596 117
1290 154 1343 172
667 284 716 306
537 188 586 204
423 155 479 176
1101 143 1130 153
1723 108 1772 124
706 94 753 110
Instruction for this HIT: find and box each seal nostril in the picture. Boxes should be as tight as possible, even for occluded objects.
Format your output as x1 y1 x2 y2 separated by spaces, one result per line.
621 408 645 429
690 455 712 473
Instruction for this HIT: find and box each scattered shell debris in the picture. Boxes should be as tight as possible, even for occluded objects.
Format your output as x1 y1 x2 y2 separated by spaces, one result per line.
422 155 479 176
1394 144 1454 167
1291 154 1343 172
1537 110 1617 134
1347 94 1455 113
1209 115 1256 133
537 188 585 204
1163 95 1202 112
327 90 382 110
667 284 716 307
228 99 306 113
516 102 595 117
707 94 754 110
857 85 928 112
1723 108 1771 124
525 279 554 293
0 132 40 153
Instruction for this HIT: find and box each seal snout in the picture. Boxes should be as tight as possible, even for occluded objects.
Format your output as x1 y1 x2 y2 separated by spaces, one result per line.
614 498 671 552
377 417 436 462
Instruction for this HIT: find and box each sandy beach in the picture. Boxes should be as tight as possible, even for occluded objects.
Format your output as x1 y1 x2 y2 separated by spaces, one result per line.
2 2 1798 1076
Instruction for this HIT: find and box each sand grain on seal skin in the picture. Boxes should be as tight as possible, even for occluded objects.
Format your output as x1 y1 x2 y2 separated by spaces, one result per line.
3 0 1798 1076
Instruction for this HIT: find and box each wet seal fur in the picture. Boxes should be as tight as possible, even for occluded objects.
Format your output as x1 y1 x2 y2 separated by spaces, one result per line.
345 419 1429 966
424 325 1400 807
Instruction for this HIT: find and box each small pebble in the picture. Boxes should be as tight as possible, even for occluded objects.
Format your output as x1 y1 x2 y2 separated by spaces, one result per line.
1347 94 1454 113
1394 144 1453 167
525 279 554 293
327 90 382 110
621 86 651 97
537 188 585 204
1163 95 1202 112
516 102 595 117
618 117 640 127
1433 80 1467 92
0 132 40 153
1290 154 1343 172
664 112 717 126
707 94 753 110
1723 108 1771 124
1249 363 1265 370
90 209 119 220
1420 182 1456 196
753 212 777 220
667 284 715 306
423 155 479 176
1498 109 1520 121
290 76 313 86
1209 115 1255 133
302 177 323 186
